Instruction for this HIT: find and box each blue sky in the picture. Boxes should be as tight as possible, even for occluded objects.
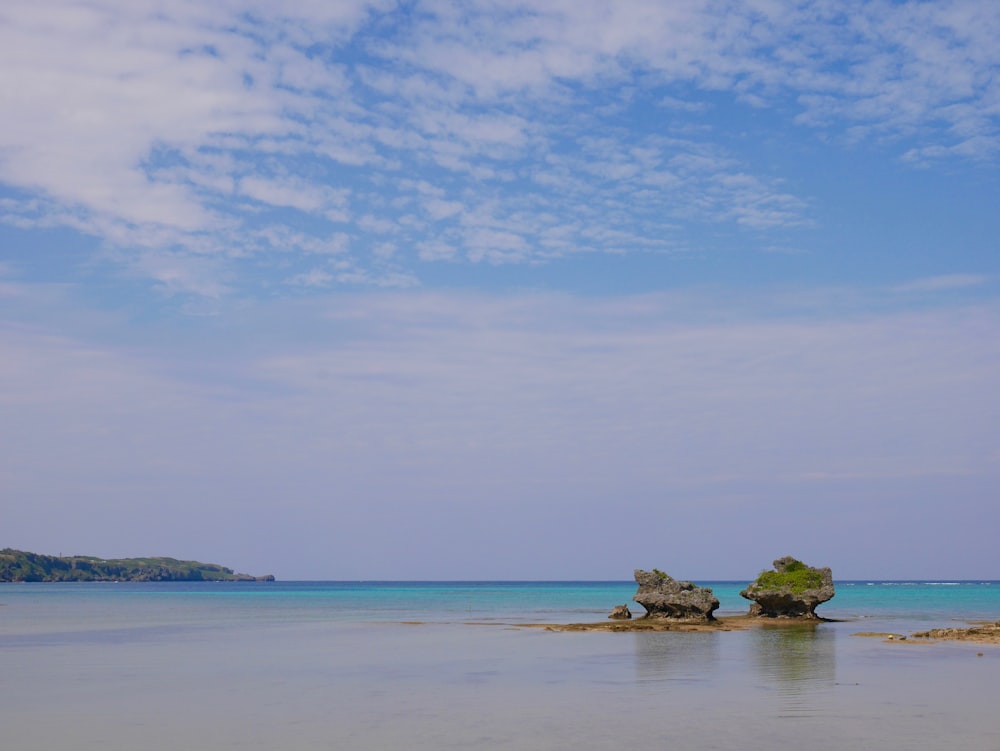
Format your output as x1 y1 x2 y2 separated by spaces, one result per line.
2 1 998 580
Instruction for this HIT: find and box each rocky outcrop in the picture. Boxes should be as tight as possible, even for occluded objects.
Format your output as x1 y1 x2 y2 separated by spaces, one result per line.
912 622 1000 645
740 556 834 618
608 604 632 620
633 569 719 621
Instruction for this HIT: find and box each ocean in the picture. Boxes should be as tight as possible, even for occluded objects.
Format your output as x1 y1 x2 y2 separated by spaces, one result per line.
1 581 997 750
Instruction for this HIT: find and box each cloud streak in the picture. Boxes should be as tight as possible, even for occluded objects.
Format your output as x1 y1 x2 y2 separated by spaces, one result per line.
3 284 998 576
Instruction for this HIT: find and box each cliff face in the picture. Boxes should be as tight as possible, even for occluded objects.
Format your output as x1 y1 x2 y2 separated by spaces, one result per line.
0 548 273 582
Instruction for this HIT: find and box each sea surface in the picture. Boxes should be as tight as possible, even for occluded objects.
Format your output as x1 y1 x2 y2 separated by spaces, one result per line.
2 580 998 750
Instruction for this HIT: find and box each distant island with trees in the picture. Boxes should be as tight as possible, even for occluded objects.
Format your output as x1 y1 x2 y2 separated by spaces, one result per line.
0 548 274 582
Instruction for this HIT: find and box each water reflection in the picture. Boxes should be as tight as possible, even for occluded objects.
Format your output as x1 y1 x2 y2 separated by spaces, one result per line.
749 624 836 717
633 630 720 685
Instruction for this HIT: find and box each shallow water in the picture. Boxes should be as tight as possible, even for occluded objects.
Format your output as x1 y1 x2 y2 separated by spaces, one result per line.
1 582 997 750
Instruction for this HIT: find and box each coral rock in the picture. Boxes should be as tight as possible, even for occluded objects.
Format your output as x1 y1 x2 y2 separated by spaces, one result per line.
608 604 632 620
632 569 719 621
740 556 834 618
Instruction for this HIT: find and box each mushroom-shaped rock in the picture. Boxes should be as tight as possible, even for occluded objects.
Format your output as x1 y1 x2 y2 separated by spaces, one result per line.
608 604 632 620
633 569 719 621
740 556 834 618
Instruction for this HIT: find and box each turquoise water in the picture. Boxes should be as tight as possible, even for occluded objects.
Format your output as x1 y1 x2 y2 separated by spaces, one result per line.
2 581 998 750
5 579 995 624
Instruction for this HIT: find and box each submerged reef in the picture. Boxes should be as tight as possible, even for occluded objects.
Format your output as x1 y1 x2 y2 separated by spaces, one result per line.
912 622 1000 645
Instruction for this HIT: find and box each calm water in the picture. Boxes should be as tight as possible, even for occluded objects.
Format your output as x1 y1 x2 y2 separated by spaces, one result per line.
1 581 998 750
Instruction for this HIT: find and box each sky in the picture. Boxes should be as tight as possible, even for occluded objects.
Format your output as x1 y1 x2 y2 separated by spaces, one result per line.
1 0 999 581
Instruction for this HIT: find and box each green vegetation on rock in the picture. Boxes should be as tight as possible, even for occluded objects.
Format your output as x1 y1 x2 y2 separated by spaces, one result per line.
0 548 273 582
751 558 823 594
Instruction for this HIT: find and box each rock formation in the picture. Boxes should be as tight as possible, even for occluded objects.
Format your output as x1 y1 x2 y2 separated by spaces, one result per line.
632 569 719 621
740 556 834 618
608 604 632 620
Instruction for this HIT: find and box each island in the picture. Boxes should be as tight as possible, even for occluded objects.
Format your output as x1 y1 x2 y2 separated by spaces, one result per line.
0 548 274 582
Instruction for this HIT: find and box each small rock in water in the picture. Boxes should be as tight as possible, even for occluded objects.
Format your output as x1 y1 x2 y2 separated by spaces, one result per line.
608 604 632 620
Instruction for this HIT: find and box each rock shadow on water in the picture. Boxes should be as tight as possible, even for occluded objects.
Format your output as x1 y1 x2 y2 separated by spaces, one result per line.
748 623 836 718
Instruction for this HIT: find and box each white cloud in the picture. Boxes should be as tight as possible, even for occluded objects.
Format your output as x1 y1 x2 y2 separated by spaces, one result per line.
417 240 458 262
239 176 350 218
658 95 709 113
287 269 334 288
249 227 351 257
128 251 231 299
0 0 997 295
392 0 1000 157
423 197 464 221
464 228 530 264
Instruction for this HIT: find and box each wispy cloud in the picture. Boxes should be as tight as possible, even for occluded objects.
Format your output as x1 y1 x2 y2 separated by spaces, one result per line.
3 286 998 575
286 269 334 288
893 273 990 293
0 1 997 296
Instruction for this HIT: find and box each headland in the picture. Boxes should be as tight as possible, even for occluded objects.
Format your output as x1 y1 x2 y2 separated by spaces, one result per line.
0 547 274 582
